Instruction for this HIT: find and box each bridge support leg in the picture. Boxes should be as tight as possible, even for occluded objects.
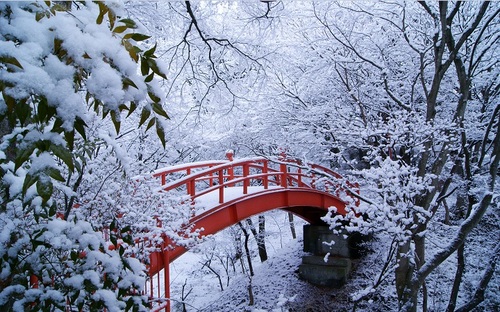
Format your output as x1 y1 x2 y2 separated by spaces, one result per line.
163 248 170 312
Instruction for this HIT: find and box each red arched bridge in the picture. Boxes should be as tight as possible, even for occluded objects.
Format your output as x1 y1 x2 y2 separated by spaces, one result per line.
145 153 359 311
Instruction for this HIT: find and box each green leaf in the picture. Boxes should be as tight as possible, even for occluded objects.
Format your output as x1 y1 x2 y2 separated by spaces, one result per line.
139 107 151 127
118 18 137 29
110 235 117 247
108 9 117 30
15 144 36 171
122 77 138 89
70 250 78 261
156 119 166 148
125 298 134 312
93 99 102 114
74 159 82 173
123 33 151 42
144 72 154 83
50 143 74 172
2 93 16 111
102 108 110 119
50 4 67 14
110 110 121 134
74 117 87 140
36 11 49 22
37 97 48 122
48 202 57 217
96 2 108 25
146 117 155 131
110 219 116 231
64 130 75 152
22 174 38 196
148 91 161 103
52 117 64 133
121 225 131 233
48 168 65 182
127 101 137 117
122 40 138 62
16 100 31 126
147 59 167 79
144 43 157 58
0 56 24 69
140 57 149 76
36 177 53 204
32 239 51 249
152 102 169 119
113 25 128 34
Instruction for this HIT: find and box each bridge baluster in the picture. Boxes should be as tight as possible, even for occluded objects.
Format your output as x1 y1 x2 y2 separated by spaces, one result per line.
218 169 224 203
243 164 249 194
209 165 214 186
263 160 268 189
280 163 288 188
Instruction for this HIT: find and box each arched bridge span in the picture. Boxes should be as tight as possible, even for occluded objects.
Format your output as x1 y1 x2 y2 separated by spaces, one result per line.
146 154 359 311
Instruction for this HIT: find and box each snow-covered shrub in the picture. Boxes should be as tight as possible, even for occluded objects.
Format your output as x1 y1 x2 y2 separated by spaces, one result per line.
0 1 168 310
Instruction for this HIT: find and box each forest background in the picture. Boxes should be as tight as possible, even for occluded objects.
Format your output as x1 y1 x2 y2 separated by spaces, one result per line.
0 1 498 312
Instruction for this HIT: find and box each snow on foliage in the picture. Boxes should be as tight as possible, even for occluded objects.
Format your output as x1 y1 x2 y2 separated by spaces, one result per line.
0 1 169 310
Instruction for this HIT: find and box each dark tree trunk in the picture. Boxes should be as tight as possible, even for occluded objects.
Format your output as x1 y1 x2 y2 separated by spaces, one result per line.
288 212 297 239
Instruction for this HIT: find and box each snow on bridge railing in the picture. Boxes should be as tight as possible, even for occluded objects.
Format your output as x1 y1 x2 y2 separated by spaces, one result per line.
152 153 359 206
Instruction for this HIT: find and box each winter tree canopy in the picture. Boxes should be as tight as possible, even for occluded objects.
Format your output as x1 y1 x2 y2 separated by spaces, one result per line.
1 1 498 312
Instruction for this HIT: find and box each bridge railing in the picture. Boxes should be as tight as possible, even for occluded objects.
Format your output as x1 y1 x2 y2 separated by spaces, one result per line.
152 156 359 206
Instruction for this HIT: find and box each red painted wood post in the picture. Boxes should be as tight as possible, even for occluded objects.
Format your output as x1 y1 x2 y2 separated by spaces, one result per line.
279 151 288 188
280 163 288 188
226 150 234 187
243 164 249 194
263 160 268 189
186 168 193 196
163 244 170 312
218 169 224 203
209 165 214 186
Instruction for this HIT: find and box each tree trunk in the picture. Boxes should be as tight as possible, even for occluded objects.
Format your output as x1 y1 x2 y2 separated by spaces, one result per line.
455 243 499 312
246 217 268 262
288 212 297 239
238 222 254 276
258 216 268 261
395 240 414 308
445 244 465 312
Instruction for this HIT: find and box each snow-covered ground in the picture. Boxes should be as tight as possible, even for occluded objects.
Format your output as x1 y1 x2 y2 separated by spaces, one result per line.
157 207 499 312
164 210 371 312
166 210 313 311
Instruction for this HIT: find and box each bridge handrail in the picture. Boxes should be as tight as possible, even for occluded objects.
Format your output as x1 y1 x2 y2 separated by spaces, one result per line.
153 157 267 190
152 157 358 205
191 171 308 204
152 160 228 185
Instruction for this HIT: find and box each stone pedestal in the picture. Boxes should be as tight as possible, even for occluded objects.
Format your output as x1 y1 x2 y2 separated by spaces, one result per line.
303 224 351 257
299 255 351 287
299 225 352 287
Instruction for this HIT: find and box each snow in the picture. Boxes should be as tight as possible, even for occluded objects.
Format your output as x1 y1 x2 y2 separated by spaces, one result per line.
195 185 282 209
1 1 499 311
